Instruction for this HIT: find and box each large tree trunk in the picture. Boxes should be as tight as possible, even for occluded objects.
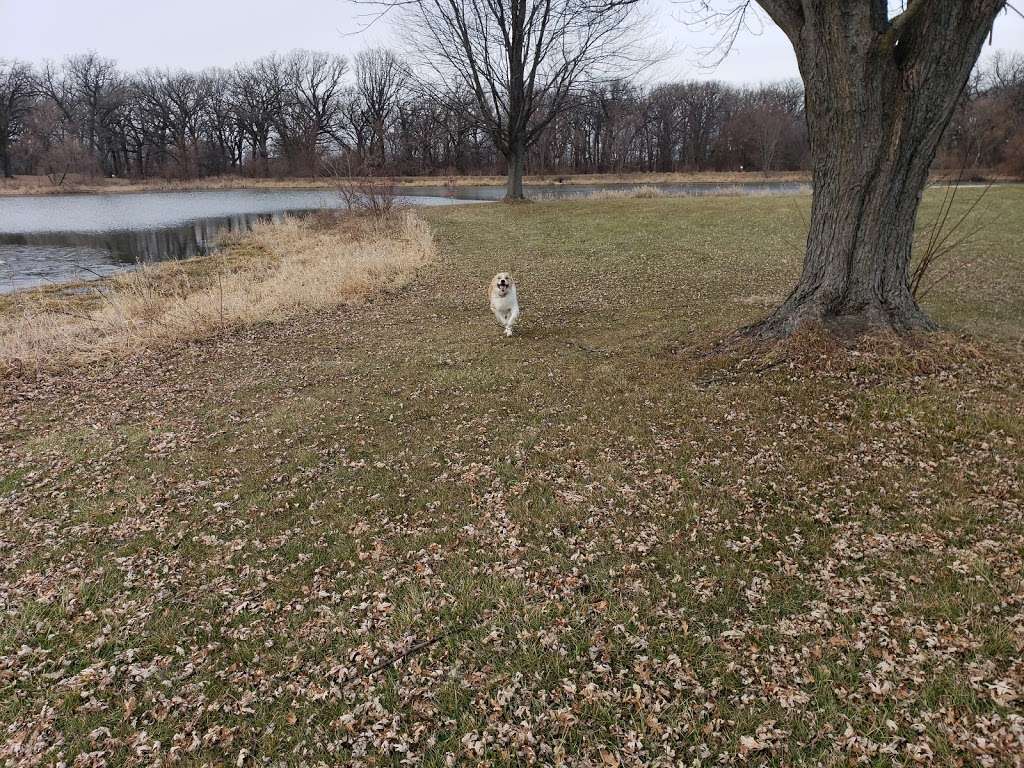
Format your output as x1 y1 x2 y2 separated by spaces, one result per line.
0 141 11 179
752 0 1006 337
505 145 526 201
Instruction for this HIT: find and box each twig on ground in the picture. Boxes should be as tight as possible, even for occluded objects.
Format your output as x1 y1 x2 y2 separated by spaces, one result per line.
565 341 611 355
696 357 790 388
351 624 470 682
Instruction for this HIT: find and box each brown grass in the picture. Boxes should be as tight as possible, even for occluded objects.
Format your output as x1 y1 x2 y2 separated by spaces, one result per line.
0 171 816 197
0 210 435 367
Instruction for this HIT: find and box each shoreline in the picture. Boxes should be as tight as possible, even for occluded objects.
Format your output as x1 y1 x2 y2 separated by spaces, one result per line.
0 170 1018 198
0 209 435 366
0 171 812 197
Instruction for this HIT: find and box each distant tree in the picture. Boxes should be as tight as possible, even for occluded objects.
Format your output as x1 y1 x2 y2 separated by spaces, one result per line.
278 51 349 175
369 0 652 199
135 69 210 178
39 53 128 176
723 81 803 175
231 56 285 175
0 60 36 178
354 48 411 170
337 86 374 159
7 38 1021 187
678 81 731 171
201 68 246 175
694 1 1009 336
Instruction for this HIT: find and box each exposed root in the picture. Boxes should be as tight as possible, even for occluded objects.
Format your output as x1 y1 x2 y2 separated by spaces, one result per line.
743 299 939 342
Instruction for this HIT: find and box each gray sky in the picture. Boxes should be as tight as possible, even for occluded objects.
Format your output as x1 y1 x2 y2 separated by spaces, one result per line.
1 0 1022 84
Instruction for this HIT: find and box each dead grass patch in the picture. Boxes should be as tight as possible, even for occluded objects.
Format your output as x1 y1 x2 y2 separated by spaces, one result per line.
0 210 435 367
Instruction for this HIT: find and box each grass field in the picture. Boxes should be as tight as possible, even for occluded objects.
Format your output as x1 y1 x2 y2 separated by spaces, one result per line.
1 189 1022 766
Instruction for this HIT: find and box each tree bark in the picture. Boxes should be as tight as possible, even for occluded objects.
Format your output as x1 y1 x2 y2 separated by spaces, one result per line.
0 140 11 179
751 0 1006 337
505 146 526 201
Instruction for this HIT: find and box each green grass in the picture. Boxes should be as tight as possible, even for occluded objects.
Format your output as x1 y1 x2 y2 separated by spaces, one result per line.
1 189 1022 766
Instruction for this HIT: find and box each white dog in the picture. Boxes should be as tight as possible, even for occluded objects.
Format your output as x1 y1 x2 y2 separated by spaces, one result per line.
489 272 520 337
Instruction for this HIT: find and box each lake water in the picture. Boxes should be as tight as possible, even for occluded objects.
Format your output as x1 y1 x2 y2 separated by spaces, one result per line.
0 181 810 292
0 189 473 293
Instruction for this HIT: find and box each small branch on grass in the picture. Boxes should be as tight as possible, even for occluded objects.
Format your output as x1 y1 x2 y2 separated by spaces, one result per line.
696 357 790 388
349 624 469 683
565 341 612 356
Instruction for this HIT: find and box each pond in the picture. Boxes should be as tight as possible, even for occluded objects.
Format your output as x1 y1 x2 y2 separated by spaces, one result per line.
0 181 811 292
0 189 475 293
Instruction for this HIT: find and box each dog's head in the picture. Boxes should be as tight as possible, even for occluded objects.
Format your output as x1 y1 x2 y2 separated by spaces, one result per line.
492 272 513 297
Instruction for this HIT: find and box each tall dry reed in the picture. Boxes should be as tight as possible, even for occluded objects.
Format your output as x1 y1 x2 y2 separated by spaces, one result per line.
0 210 435 366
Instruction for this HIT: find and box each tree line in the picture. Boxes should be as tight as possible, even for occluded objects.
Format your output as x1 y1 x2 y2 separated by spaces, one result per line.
0 49 1021 182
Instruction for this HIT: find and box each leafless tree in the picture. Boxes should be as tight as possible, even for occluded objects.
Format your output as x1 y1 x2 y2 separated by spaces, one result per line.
5 44 1020 185
337 86 373 159
983 50 1024 95
678 81 731 171
135 69 210 177
278 50 350 175
354 48 411 170
231 56 286 175
0 60 36 178
39 53 128 176
201 68 246 175
370 0 653 199
721 81 803 175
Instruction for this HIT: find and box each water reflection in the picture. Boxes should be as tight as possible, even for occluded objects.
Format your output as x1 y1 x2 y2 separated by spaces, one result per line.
0 181 812 292
0 211 295 292
0 187 470 293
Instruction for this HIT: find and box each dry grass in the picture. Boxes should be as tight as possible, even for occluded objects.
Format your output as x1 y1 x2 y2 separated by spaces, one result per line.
569 184 671 200
0 210 434 367
0 171 816 197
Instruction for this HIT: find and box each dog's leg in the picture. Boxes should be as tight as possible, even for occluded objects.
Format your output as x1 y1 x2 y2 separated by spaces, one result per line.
504 306 519 337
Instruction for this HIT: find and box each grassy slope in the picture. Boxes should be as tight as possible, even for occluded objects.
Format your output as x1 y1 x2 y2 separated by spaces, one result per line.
1 190 1022 766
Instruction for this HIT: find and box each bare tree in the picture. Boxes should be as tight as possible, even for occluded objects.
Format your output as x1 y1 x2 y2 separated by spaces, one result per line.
354 48 411 170
7 43 1021 186
722 81 803 175
679 81 731 171
278 51 349 175
0 60 36 178
373 0 652 199
692 1 1009 336
201 68 246 175
231 56 285 175
39 53 128 176
983 50 1024 95
135 69 210 178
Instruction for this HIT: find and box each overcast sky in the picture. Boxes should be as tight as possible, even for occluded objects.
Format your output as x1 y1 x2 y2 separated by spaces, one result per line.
2 0 1022 84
